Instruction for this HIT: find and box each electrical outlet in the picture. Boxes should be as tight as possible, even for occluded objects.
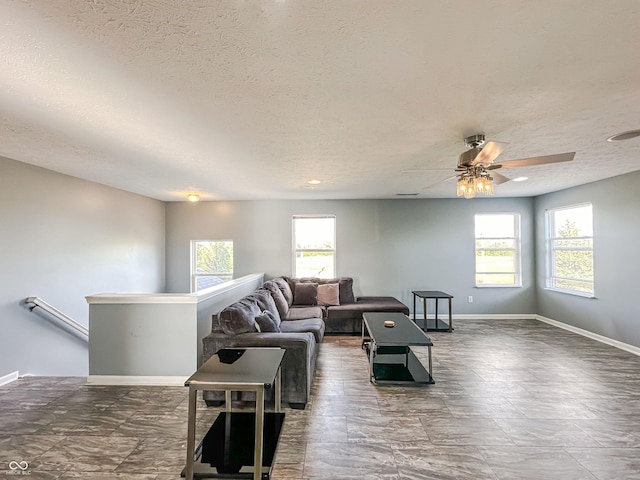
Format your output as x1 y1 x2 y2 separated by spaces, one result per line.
468 295 473 303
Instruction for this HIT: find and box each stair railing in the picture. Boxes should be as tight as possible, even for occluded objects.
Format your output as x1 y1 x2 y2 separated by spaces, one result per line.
25 296 89 339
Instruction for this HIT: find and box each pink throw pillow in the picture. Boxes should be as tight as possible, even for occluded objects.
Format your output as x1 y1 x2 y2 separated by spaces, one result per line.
317 283 340 306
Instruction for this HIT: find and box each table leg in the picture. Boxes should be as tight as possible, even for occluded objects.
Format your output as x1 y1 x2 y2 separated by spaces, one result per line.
422 298 427 332
184 385 197 480
224 394 231 467
275 367 282 413
413 293 416 325
369 340 376 383
435 298 439 330
253 387 265 480
225 390 232 413
428 346 433 381
448 297 453 332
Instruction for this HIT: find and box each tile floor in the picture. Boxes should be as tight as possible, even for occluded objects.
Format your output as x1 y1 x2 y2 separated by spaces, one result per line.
2 319 640 479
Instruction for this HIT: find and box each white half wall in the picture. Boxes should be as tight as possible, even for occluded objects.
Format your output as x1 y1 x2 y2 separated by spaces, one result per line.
86 273 264 382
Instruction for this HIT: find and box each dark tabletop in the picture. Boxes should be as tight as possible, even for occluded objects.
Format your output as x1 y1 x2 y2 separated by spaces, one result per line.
363 312 433 347
412 290 453 298
186 347 285 386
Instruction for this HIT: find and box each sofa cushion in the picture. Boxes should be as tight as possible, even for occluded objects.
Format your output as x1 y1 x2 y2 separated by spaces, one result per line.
286 305 324 321
263 281 289 319
255 310 281 332
280 317 325 343
273 277 294 306
326 296 410 321
317 283 340 306
247 289 281 323
293 282 318 305
219 299 262 335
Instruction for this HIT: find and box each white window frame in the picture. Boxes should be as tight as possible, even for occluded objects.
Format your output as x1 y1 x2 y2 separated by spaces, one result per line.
545 203 594 297
474 213 522 287
190 240 233 292
292 215 336 278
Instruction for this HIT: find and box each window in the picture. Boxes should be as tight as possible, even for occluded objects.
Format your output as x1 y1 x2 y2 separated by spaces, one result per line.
293 215 335 278
475 213 521 286
546 203 594 296
191 240 233 292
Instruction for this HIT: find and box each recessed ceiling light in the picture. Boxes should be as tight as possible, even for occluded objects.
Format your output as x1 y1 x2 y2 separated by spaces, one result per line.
512 177 528 182
606 130 640 142
187 193 200 202
307 179 322 185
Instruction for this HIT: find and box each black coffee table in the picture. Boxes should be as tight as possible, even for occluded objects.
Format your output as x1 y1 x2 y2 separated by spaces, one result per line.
362 312 434 384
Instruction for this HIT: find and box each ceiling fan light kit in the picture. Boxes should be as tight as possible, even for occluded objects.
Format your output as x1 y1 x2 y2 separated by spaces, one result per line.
456 167 494 199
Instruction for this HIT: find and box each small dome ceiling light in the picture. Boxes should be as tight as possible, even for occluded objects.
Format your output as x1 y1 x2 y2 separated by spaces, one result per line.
607 130 640 142
187 193 200 202
307 179 322 185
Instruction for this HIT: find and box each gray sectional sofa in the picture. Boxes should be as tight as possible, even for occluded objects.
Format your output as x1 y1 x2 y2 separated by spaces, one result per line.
202 276 409 409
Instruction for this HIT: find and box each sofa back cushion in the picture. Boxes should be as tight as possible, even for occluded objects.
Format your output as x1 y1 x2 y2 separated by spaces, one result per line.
273 277 294 306
246 289 282 324
218 299 261 335
263 280 289 318
286 276 355 304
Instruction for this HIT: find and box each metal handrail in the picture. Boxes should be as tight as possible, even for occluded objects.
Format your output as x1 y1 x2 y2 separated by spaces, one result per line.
25 296 89 338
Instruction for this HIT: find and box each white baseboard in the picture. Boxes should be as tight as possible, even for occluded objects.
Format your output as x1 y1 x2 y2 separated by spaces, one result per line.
412 313 536 321
0 371 19 387
536 315 640 357
87 375 188 386
451 313 536 321
414 313 640 357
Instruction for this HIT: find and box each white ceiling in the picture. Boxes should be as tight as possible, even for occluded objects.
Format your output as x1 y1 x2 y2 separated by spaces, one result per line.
1 1 639 201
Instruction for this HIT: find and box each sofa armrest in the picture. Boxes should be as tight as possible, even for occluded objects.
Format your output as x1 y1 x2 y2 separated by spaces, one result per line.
203 331 314 356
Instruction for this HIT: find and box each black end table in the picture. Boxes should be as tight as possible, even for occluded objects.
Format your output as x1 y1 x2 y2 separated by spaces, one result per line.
412 290 454 332
183 347 285 480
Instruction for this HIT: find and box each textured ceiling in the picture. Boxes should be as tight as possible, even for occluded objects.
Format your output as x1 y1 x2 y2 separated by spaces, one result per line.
1 0 639 201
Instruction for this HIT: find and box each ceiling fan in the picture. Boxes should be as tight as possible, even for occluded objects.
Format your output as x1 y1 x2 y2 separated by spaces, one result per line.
426 134 576 198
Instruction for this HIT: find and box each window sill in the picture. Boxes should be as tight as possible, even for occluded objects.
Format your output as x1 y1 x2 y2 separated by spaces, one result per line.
544 287 595 299
474 285 523 288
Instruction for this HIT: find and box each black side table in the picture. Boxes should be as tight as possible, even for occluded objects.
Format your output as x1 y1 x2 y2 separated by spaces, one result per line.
183 347 285 480
412 290 454 332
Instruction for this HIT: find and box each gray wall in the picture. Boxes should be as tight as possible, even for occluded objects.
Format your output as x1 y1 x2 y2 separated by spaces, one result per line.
166 198 537 316
534 170 640 347
0 157 165 377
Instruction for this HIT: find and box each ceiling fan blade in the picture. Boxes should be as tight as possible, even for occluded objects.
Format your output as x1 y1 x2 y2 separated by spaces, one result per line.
470 141 508 166
401 168 453 173
422 174 457 190
494 152 575 169
492 171 511 185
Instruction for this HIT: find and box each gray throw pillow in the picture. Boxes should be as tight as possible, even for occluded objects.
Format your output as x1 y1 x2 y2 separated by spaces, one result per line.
293 282 318 305
255 310 281 333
